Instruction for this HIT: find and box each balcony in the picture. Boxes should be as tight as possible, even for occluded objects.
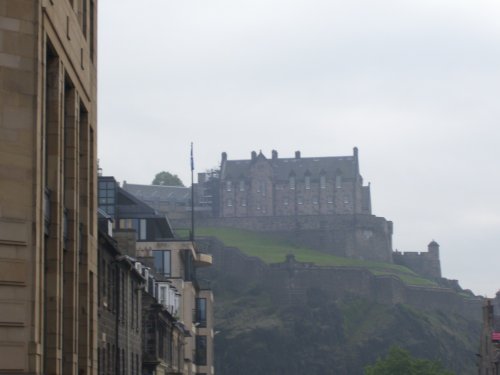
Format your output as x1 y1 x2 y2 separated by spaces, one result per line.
194 252 212 268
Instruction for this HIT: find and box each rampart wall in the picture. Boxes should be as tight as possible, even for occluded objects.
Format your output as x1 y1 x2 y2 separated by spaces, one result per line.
197 237 482 321
175 213 393 262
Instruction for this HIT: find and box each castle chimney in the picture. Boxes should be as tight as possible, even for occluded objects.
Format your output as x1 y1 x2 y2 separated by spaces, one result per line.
251 151 257 160
272 150 278 160
221 152 227 162
295 151 301 159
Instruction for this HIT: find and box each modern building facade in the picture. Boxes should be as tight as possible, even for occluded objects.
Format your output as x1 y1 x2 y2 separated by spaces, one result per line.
218 148 371 218
0 1 98 374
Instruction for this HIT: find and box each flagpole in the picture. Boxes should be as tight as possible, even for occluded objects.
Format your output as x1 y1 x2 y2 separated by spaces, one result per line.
190 142 195 241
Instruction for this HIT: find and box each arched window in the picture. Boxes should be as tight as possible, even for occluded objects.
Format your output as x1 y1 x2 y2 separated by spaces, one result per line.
305 174 311 190
335 174 342 189
289 174 296 190
320 174 326 189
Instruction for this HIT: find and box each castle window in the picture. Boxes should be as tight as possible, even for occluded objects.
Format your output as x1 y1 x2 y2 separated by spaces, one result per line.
313 197 318 205
336 175 342 189
305 175 311 190
261 181 266 196
320 175 326 189
284 197 289 206
297 196 303 205
226 181 232 191
289 175 295 190
256 203 261 210
227 199 233 207
328 197 334 204
239 180 245 191
241 198 247 207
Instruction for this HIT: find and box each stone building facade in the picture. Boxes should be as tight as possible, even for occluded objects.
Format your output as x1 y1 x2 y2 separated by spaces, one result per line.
0 1 98 374
97 220 143 375
98 176 215 375
219 148 371 218
478 295 500 374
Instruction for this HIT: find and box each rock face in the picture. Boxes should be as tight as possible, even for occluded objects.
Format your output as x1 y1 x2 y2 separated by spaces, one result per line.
199 238 481 375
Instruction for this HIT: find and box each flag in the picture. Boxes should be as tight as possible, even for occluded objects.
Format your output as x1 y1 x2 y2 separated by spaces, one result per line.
190 142 194 171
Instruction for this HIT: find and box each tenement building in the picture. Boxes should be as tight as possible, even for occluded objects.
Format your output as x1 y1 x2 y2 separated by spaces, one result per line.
98 176 215 375
0 2 98 375
218 148 371 218
97 212 144 375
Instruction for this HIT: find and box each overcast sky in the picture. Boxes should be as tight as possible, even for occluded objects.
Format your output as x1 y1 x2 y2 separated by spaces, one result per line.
98 0 500 296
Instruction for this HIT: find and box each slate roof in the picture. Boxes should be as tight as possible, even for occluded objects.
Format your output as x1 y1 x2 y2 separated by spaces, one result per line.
123 183 190 204
221 154 358 181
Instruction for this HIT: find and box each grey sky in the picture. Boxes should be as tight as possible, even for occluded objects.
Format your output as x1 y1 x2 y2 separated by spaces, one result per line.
98 0 500 296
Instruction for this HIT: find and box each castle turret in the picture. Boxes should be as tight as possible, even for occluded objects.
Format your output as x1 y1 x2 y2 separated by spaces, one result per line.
221 152 227 163
251 151 257 160
428 240 439 256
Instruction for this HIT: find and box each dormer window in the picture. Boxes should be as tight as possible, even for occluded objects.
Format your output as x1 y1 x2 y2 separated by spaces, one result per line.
289 175 296 190
305 175 311 190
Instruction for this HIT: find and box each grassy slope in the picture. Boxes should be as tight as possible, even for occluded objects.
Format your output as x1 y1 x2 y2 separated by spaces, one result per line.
197 226 437 287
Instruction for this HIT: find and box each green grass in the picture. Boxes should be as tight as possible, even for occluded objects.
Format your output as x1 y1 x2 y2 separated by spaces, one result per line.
197 226 437 287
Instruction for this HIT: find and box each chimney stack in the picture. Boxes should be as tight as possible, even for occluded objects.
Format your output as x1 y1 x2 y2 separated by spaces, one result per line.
295 151 301 159
272 150 278 160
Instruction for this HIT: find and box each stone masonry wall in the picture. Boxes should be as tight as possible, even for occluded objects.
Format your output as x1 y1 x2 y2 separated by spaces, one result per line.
175 213 393 263
197 237 482 321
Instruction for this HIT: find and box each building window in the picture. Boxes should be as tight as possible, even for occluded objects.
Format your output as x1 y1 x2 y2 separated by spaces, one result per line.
336 175 342 189
195 298 207 327
195 336 207 366
241 198 247 207
226 181 232 191
284 197 289 206
313 197 319 205
289 175 295 190
320 175 326 189
256 203 261 210
119 218 147 240
153 250 171 277
297 196 303 205
98 180 116 216
305 175 311 190
227 199 233 207
239 180 245 191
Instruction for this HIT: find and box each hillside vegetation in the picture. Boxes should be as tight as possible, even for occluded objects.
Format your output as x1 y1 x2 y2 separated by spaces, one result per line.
197 227 437 287
209 270 479 375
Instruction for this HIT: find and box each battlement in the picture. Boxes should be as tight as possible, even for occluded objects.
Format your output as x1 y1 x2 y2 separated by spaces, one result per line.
393 241 441 279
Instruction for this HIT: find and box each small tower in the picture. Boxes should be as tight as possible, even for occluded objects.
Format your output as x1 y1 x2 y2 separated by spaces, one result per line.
427 240 441 278
428 240 440 256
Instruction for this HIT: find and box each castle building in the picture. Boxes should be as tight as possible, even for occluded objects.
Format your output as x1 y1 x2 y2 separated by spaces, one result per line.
218 148 372 218
0 1 98 374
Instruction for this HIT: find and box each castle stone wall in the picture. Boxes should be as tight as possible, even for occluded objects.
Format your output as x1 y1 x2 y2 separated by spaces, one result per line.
176 213 393 263
197 237 482 321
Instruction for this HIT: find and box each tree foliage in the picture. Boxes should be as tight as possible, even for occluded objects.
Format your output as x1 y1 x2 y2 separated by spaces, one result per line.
152 171 184 186
364 347 453 375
